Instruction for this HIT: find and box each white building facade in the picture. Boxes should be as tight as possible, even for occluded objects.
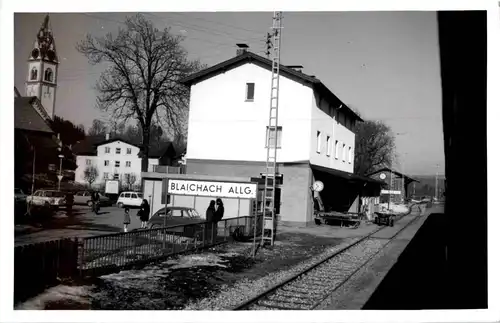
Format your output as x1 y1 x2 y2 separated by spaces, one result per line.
75 139 159 189
185 60 356 170
173 51 380 226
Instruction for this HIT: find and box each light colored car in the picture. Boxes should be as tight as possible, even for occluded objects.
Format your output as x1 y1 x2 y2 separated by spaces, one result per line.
74 191 111 206
15 188 27 203
117 191 143 208
147 206 204 229
26 189 66 209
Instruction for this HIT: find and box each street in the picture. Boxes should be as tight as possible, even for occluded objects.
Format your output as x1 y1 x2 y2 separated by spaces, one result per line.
15 205 143 246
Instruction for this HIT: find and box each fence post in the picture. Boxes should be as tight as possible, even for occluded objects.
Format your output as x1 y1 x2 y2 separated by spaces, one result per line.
202 222 206 248
224 220 228 241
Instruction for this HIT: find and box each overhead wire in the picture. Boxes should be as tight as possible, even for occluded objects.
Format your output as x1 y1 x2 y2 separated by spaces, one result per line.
164 12 266 35
81 13 264 49
145 12 264 43
58 13 266 80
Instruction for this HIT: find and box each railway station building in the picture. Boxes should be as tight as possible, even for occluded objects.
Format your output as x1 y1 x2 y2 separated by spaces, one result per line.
143 49 384 226
367 168 419 204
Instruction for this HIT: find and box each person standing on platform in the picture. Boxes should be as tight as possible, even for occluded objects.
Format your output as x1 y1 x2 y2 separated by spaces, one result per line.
123 207 131 232
139 199 150 228
213 198 225 243
205 200 216 244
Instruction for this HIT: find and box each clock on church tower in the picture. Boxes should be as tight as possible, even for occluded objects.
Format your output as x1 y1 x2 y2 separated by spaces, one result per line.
25 14 59 120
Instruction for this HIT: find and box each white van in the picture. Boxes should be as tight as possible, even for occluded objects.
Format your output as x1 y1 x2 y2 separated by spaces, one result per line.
117 191 143 208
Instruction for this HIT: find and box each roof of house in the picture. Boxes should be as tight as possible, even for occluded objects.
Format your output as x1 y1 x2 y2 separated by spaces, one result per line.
179 51 363 122
367 168 420 183
72 136 174 158
14 96 54 134
310 164 385 185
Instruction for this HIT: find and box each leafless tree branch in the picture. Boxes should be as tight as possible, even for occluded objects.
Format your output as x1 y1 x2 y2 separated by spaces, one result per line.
76 14 204 172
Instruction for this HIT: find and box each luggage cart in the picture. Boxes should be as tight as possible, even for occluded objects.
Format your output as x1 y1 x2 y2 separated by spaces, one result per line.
373 212 394 226
314 211 361 229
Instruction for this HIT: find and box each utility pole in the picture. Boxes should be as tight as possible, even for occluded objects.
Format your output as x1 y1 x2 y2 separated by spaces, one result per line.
400 152 410 203
435 164 439 201
261 11 283 248
388 153 393 211
57 133 64 191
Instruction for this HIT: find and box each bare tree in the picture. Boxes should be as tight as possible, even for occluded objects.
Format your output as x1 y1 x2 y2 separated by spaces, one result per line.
108 119 126 137
83 165 99 187
76 14 205 172
150 123 164 147
123 173 137 190
172 132 187 156
88 119 108 137
354 120 396 176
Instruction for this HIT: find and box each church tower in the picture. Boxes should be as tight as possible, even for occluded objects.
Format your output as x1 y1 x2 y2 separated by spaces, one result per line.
25 14 59 120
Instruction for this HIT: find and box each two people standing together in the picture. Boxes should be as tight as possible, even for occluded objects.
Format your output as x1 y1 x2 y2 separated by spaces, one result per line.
205 198 224 243
122 199 150 232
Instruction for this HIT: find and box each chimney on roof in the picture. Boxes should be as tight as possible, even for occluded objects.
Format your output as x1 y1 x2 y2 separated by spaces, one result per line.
236 43 249 56
105 133 110 140
286 65 304 73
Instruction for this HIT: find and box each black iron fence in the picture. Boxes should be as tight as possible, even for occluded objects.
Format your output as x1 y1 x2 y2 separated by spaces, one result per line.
15 238 79 304
79 214 262 276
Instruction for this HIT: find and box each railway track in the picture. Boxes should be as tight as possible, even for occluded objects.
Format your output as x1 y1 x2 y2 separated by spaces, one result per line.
232 205 423 310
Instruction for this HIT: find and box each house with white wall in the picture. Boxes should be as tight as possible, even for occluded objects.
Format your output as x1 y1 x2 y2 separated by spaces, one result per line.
73 136 177 190
169 50 383 226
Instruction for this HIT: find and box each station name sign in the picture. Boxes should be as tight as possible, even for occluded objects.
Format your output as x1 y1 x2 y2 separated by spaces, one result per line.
167 179 257 199
381 190 401 195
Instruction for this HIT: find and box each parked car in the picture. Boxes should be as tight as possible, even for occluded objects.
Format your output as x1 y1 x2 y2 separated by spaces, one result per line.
74 191 111 206
15 188 28 203
26 189 67 210
117 191 143 208
147 206 204 229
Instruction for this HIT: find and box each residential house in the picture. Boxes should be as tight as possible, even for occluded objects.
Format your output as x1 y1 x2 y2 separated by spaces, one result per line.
179 49 383 226
73 135 178 189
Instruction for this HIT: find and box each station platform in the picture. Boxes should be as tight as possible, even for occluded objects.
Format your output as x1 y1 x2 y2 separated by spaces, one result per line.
319 204 445 310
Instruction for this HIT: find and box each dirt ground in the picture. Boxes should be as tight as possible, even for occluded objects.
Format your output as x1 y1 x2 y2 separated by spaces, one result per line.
17 221 380 310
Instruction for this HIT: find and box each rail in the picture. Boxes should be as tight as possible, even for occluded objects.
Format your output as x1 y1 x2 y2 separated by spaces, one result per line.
232 203 423 310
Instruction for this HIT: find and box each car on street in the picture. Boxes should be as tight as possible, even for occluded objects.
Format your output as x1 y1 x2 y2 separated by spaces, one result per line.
147 206 206 239
73 191 112 206
15 188 28 203
26 189 67 210
117 191 143 208
147 206 204 229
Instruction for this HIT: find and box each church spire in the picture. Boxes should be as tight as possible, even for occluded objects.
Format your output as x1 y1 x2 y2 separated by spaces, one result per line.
25 14 60 120
29 14 58 64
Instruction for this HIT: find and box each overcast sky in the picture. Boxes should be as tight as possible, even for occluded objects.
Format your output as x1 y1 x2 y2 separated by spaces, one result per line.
14 12 445 176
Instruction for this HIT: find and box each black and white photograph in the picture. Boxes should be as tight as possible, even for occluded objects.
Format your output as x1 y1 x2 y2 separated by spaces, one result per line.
0 0 497 322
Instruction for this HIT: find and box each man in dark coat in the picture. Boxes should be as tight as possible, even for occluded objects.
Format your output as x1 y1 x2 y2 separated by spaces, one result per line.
214 198 224 221
212 198 224 243
205 200 216 244
139 199 150 228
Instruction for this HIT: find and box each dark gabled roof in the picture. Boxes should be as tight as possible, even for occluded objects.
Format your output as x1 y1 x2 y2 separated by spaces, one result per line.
72 135 103 156
96 137 139 148
179 51 363 122
14 96 54 133
367 168 420 184
73 136 174 158
310 163 385 185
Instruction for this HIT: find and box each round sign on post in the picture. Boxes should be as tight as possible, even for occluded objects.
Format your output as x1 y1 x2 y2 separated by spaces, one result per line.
312 180 324 192
379 173 386 180
57 175 63 181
